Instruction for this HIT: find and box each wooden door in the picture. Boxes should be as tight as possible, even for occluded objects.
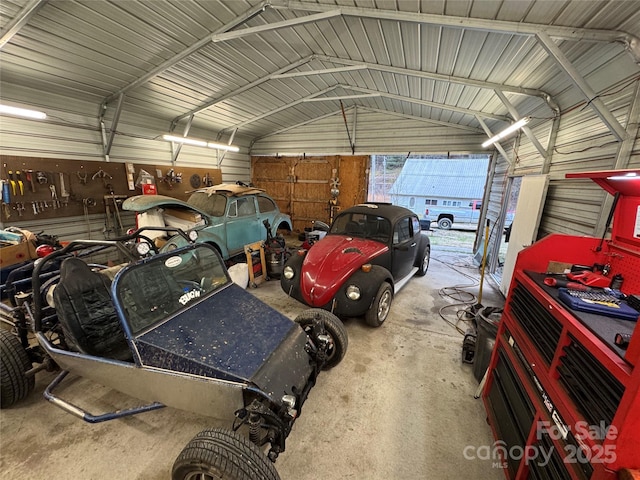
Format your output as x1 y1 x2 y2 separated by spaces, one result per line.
252 155 369 232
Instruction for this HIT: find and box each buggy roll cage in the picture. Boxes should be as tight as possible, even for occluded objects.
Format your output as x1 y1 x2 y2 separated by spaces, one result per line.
31 226 196 333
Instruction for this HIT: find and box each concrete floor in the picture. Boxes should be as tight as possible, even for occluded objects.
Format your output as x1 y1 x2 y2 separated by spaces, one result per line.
0 246 506 479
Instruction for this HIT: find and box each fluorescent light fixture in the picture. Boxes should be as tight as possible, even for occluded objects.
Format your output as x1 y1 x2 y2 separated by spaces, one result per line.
607 172 638 180
162 134 239 152
482 117 530 148
163 134 208 147
0 104 47 120
207 141 239 153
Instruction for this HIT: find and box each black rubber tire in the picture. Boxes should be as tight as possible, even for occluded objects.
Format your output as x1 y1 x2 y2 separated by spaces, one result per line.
438 218 453 230
365 282 393 327
416 245 430 277
172 428 280 480
294 309 348 369
0 329 34 408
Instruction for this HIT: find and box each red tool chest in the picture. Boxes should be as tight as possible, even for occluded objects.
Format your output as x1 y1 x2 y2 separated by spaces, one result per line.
482 169 640 479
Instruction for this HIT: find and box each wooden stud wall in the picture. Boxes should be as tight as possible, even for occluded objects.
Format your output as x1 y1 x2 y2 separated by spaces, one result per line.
252 155 369 232
0 155 221 224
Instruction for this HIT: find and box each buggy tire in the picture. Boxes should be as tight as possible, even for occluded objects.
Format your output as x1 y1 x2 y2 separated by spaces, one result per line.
0 329 34 408
172 428 280 480
416 245 430 277
437 218 453 230
365 282 393 328
294 309 348 369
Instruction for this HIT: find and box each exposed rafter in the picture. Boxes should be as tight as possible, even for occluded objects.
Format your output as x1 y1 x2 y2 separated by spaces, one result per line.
251 105 484 150
171 56 314 126
536 32 627 141
102 1 275 106
314 55 556 109
210 10 341 43
275 0 640 62
0 0 47 50
342 85 510 121
494 90 547 158
231 81 507 140
219 85 340 133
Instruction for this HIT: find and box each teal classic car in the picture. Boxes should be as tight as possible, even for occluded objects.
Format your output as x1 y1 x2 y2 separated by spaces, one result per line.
123 183 292 260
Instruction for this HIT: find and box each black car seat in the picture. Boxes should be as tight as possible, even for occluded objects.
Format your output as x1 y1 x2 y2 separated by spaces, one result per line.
345 220 362 235
53 258 131 361
365 217 379 237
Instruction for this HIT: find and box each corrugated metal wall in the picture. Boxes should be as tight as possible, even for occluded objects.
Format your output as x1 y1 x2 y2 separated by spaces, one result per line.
497 76 639 239
0 83 252 237
0 83 252 180
250 107 486 156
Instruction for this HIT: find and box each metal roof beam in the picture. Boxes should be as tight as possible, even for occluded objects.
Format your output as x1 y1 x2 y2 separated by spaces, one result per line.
252 105 484 145
314 55 556 107
364 107 484 134
103 1 274 105
342 85 509 121
0 0 48 50
476 116 512 163
236 82 507 136
303 94 380 102
276 1 640 63
220 85 339 132
252 108 346 143
172 56 314 125
536 32 627 141
272 65 367 78
210 10 341 43
494 89 547 158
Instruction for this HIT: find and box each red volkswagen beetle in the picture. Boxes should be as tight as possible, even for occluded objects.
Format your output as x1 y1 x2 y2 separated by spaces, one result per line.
281 203 430 327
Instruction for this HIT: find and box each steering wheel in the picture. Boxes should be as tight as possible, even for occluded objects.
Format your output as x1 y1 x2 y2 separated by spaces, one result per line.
177 279 206 294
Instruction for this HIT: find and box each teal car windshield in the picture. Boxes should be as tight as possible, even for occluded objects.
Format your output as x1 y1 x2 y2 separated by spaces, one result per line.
187 192 227 217
116 245 231 335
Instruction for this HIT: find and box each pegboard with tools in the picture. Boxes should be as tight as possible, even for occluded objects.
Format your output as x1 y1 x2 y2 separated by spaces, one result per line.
0 155 222 223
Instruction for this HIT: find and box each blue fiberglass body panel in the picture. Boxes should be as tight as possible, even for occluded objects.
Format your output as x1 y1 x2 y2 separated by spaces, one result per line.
134 283 298 383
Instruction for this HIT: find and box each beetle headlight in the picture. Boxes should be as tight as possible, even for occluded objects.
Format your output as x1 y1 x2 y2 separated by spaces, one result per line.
188 230 198 242
283 266 295 279
346 285 361 301
136 241 151 256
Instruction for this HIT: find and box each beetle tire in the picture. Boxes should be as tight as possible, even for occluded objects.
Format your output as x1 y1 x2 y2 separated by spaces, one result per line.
365 282 393 328
172 428 280 480
294 309 348 369
0 329 35 408
416 245 430 277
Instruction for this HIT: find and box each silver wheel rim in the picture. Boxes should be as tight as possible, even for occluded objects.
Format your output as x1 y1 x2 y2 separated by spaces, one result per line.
422 251 429 273
378 289 391 321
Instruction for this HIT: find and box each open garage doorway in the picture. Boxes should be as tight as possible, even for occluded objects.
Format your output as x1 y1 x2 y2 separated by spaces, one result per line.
368 154 492 255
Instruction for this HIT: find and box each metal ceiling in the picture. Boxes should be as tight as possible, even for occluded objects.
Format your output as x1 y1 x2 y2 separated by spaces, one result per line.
1 0 639 154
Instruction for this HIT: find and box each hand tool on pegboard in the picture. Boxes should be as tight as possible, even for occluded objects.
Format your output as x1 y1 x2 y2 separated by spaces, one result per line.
49 184 60 209
25 170 36 192
57 172 70 207
1 179 11 218
8 170 16 195
15 170 24 195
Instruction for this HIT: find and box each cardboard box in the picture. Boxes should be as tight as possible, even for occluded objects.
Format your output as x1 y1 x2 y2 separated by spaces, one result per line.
164 215 205 230
163 208 203 224
0 241 37 268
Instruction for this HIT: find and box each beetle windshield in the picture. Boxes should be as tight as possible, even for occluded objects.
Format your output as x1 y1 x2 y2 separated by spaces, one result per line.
116 245 231 335
331 213 391 243
187 192 227 217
